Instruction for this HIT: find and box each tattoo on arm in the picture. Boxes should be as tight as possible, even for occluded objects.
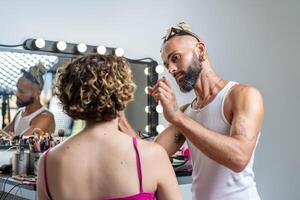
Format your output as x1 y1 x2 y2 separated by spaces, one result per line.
232 117 256 142
174 132 185 144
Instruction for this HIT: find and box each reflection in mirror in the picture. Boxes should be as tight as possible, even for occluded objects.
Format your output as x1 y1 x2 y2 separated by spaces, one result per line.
0 47 158 146
126 60 158 138
0 50 60 130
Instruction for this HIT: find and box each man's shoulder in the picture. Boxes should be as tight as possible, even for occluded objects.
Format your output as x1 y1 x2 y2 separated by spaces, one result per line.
41 109 54 117
230 83 261 98
34 109 55 122
229 83 263 107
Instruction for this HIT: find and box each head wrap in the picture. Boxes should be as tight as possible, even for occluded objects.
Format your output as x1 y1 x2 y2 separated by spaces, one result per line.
162 22 201 43
21 62 47 89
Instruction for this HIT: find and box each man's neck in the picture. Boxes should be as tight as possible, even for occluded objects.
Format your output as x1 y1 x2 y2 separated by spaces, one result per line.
193 63 227 108
24 102 42 116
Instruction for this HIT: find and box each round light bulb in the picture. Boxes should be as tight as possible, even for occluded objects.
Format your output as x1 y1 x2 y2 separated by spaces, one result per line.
145 106 150 113
155 65 164 74
156 125 165 133
97 45 106 54
144 67 149 75
77 43 87 53
145 125 150 133
144 87 149 94
155 105 163 113
35 38 45 49
56 41 67 51
115 47 125 57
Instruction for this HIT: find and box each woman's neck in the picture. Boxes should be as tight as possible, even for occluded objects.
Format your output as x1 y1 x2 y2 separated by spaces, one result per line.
85 118 119 132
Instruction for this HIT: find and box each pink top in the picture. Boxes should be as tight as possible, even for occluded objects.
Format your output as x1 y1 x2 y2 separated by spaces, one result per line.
43 137 156 200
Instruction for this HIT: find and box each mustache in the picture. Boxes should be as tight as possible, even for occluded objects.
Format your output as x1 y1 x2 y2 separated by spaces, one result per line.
173 71 185 79
16 97 35 107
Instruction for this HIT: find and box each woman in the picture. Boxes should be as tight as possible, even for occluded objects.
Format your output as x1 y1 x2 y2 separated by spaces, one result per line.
37 54 182 200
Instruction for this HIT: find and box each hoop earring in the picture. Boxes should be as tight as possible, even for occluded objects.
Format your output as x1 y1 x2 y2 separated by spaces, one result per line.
199 55 205 62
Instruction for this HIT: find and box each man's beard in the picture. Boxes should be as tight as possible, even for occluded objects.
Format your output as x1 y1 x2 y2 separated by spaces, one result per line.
177 54 202 93
16 97 35 108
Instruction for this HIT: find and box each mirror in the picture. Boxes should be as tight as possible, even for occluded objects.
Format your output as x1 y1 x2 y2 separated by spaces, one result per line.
0 46 158 143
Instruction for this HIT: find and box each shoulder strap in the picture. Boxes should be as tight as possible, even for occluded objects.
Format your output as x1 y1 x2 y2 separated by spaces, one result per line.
132 137 144 193
43 148 54 200
13 109 23 125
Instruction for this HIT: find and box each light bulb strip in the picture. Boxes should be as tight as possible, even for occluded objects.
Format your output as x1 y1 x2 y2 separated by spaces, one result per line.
23 39 116 55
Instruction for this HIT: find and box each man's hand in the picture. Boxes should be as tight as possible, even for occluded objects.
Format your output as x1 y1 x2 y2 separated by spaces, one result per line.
148 77 181 123
0 129 13 138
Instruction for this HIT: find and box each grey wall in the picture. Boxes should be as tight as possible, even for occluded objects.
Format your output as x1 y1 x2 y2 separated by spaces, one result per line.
1 0 299 199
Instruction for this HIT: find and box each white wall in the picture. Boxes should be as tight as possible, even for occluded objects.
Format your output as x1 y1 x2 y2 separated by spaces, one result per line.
1 0 299 199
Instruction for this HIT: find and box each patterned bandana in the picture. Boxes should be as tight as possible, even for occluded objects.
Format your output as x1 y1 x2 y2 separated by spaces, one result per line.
21 62 47 89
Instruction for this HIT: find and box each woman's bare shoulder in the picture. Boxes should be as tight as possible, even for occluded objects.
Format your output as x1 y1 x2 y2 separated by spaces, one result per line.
137 139 170 162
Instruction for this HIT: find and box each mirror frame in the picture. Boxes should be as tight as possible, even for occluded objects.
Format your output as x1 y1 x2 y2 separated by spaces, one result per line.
0 46 159 140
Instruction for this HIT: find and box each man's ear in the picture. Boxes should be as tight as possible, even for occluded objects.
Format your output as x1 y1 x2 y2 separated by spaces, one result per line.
34 86 42 97
195 42 206 58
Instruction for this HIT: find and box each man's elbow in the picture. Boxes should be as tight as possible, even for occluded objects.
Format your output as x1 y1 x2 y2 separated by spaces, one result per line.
230 155 250 173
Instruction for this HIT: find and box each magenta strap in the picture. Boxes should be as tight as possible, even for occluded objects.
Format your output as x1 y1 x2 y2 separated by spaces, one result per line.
132 137 144 193
43 148 54 200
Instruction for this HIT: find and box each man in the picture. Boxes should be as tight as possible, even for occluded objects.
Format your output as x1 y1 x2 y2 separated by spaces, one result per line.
149 22 264 199
1 63 55 137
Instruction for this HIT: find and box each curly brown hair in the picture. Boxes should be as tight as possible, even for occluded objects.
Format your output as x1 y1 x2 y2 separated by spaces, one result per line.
55 54 136 121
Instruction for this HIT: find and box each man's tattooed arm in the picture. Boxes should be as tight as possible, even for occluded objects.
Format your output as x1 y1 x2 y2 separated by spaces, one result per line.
231 116 256 142
174 132 186 144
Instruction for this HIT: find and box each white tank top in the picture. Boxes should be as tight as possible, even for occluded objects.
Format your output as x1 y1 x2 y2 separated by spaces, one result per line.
184 81 261 200
14 106 48 136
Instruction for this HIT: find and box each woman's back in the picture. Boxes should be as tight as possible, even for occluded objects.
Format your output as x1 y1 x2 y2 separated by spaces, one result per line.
37 54 182 200
38 121 181 200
